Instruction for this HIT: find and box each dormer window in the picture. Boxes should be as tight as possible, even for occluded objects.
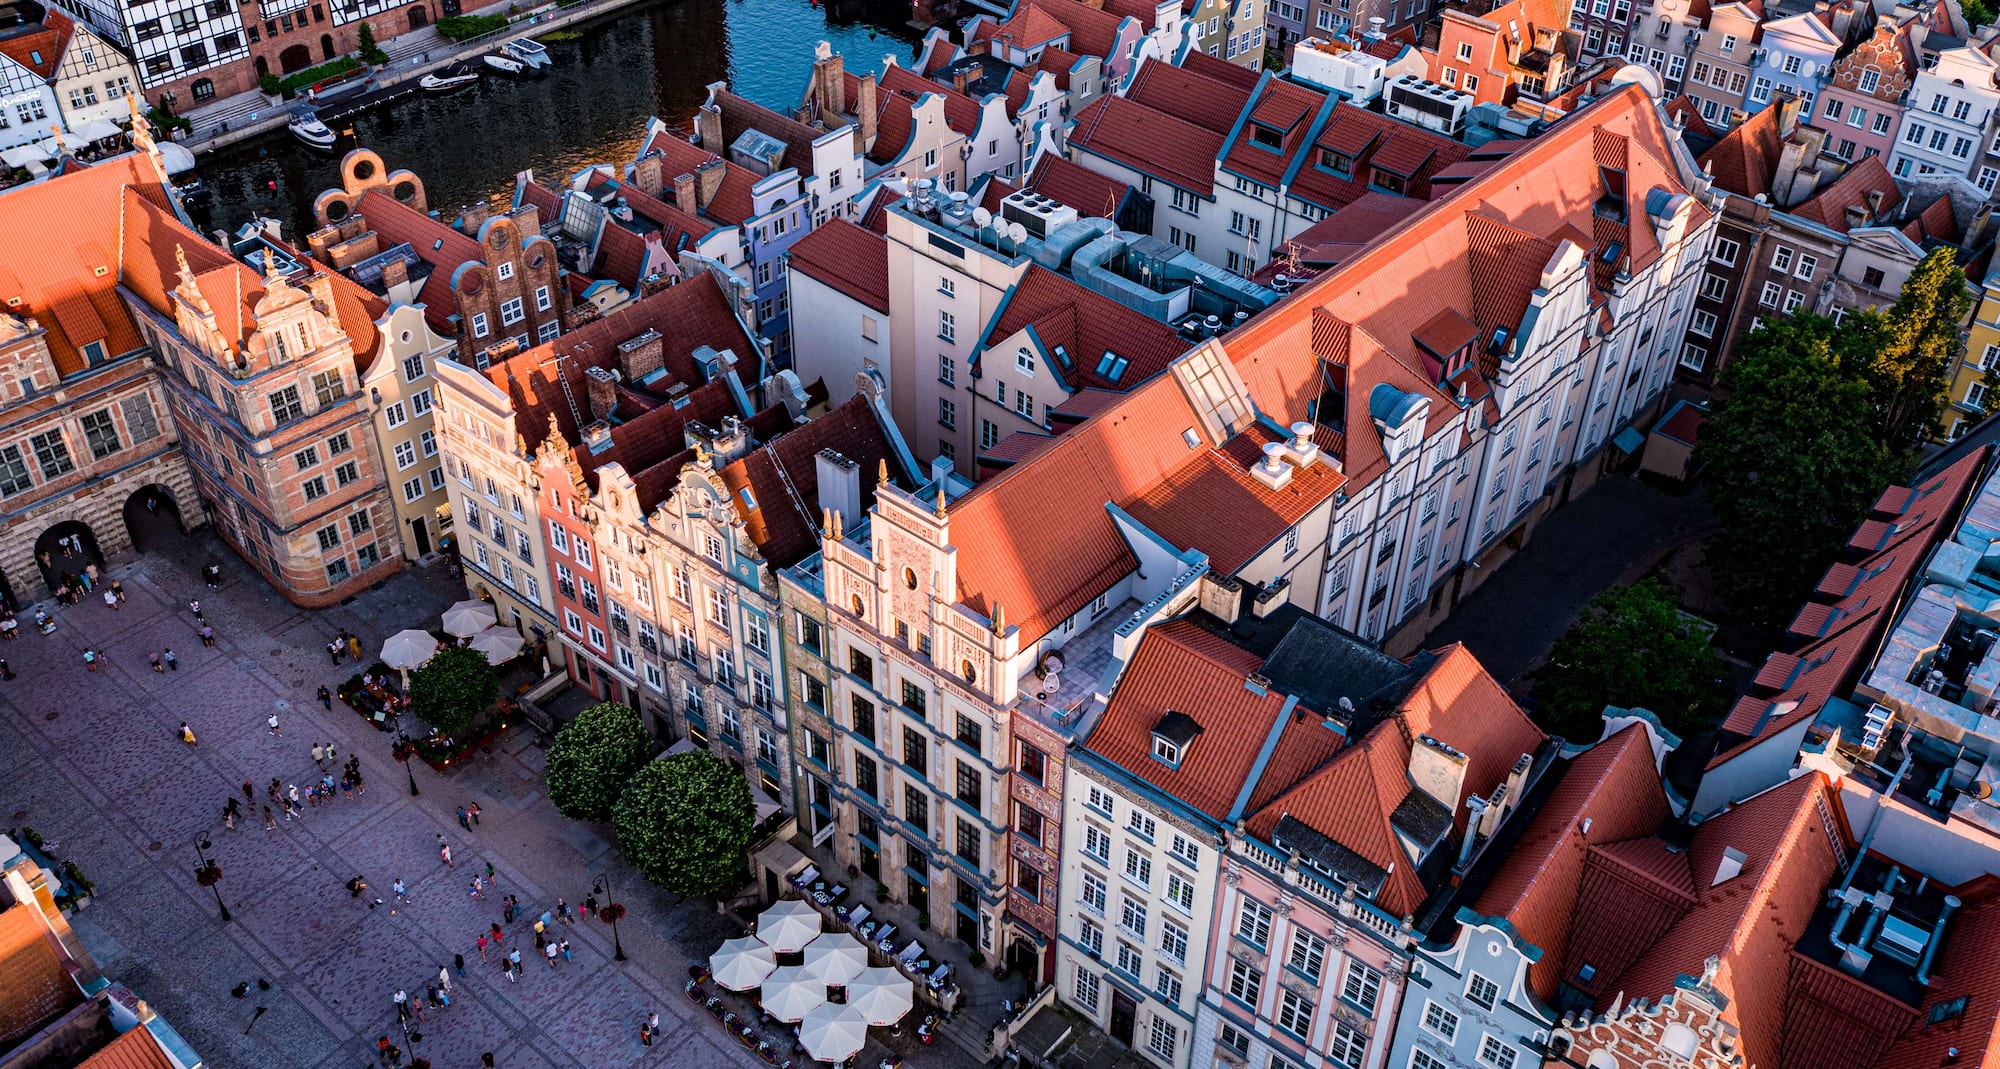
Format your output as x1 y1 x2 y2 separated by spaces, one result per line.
1371 169 1406 195
1252 124 1283 148
1319 149 1353 176
1150 710 1203 768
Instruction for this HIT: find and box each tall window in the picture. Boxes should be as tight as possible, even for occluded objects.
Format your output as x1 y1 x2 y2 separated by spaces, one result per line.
268 385 304 425
79 410 121 460
312 370 346 406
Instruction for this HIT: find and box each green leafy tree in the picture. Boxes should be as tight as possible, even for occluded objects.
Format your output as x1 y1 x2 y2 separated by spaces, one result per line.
1962 0 1993 32
1696 314 1907 627
1861 248 1971 447
546 702 651 821
613 751 754 897
357 22 389 65
1532 578 1732 740
408 644 496 736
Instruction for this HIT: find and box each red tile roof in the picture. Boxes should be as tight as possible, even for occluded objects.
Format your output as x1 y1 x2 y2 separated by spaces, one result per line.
882 62 981 137
1710 450 1987 769
641 131 755 226
1245 644 1544 917
1182 47 1262 89
1083 618 1347 821
1876 889 2000 1069
991 4 1073 48
76 1026 178 1069
1126 57 1254 136
1472 724 1669 1002
1022 0 1126 59
1791 155 1897 233
0 904 79 1047
785 218 889 313
352 188 483 334
1024 153 1132 219
0 153 173 375
1598 774 1845 1069
713 89 826 177
1123 422 1348 574
1696 100 1788 198
0 10 70 80
1069 94 1224 195
720 393 897 568
982 265 1185 391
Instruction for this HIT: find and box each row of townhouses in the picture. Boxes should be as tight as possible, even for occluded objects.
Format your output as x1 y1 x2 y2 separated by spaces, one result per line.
0 6 140 155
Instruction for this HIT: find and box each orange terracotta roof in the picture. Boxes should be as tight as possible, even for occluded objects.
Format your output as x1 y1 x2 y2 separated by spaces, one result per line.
0 18 67 79
352 188 483 334
1034 44 1084 87
0 904 79 1047
1023 155 1130 218
1126 57 1254 136
1023 0 1125 58
882 62 981 137
1876 889 2000 1069
1069 94 1223 195
1709 450 1986 769
642 132 755 226
1182 47 1263 89
1123 422 1347 573
1246 644 1544 917
720 394 897 568
982 265 1185 391
1791 154 1897 233
1472 724 1669 1002
1598 774 1844 1069
1696 100 1787 198
76 1026 178 1069
992 4 1073 47
785 218 889 313
1082 618 1347 822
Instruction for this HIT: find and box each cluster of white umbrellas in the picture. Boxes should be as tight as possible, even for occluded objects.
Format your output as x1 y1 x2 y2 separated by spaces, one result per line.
442 599 526 664
707 900 915 1063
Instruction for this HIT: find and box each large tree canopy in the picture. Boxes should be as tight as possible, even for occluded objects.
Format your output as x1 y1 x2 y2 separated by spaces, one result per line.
408 644 497 736
546 702 651 821
1695 313 1907 626
1532 578 1732 740
613 751 755 897
1863 247 1972 447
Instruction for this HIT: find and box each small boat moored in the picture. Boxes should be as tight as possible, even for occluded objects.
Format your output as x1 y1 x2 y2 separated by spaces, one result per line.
287 110 337 150
500 38 551 69
419 65 481 92
482 53 526 76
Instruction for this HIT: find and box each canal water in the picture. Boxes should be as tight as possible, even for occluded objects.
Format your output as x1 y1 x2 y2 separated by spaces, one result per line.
191 0 919 238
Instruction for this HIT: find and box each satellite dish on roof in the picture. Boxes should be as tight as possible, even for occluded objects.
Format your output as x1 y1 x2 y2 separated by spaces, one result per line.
972 206 993 228
1007 221 1028 245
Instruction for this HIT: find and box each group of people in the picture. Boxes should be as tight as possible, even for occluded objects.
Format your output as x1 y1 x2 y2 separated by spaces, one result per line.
328 628 364 665
219 751 365 830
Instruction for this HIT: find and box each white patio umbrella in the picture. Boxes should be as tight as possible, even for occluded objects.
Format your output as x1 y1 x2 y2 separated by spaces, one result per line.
1 144 49 168
797 1001 870 1063
442 598 498 638
467 627 525 664
756 898 822 953
380 628 439 690
70 117 122 142
801 931 870 987
709 936 776 991
759 964 827 1023
845 966 914 1026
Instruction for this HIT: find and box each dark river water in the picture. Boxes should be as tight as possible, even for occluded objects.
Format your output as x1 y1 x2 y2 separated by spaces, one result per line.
192 0 919 237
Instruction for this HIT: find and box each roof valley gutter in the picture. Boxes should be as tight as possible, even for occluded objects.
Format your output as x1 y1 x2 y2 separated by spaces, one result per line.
1229 693 1298 822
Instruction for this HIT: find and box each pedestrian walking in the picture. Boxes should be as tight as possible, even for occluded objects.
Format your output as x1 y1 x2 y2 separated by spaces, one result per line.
306 784 319 808
583 893 596 917
544 941 558 968
82 648 99 672
439 842 452 867
559 939 571 962
163 648 177 670
432 984 448 1010
454 953 466 978
482 1054 495 1069
342 774 354 798
556 896 570 924
639 1022 652 1046
455 806 470 831
268 778 281 804
438 965 452 993
149 652 163 672
392 989 409 1022
468 876 483 900
646 1010 659 1033
102 589 117 610
476 934 488 962
502 896 516 924
318 685 332 710
267 713 281 735
262 806 276 830
287 783 301 808
505 948 521 980
223 807 236 831
178 721 197 745
189 598 202 620
393 878 408 905
110 579 124 603
484 861 496 884
242 781 254 803
348 634 363 661
410 995 426 1023
1 659 13 681
489 921 504 945
377 1035 392 1065
200 625 214 647
312 743 325 768
468 802 481 826
532 919 545 947
327 639 342 666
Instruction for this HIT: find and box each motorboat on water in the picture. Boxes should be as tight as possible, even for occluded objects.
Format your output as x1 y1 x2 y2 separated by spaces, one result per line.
500 38 551 69
482 52 526 76
419 65 480 92
287 110 337 150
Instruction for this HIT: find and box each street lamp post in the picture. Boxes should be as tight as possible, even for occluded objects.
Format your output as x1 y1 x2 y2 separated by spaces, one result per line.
593 874 626 961
393 733 421 796
193 835 230 922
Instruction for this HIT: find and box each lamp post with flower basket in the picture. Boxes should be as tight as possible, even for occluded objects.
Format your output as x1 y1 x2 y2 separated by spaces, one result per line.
392 733 421 796
593 873 627 961
193 834 230 921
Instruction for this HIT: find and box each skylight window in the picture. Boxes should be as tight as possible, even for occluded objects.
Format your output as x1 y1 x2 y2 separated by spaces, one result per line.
1096 350 1130 382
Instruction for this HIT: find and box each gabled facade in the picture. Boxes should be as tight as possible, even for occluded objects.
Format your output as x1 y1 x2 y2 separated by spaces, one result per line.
1887 44 1998 181
1682 4 1760 129
1748 8 1852 124
49 18 136 132
1811 15 1916 166
0 14 64 154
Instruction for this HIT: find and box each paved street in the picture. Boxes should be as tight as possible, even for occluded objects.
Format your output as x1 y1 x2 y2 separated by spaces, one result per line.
1420 474 1714 687
0 525 771 1069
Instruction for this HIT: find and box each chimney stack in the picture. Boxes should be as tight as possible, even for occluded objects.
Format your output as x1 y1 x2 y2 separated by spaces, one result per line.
812 42 847 117
694 101 725 152
815 448 862 532
672 171 697 211
1409 734 1469 814
634 152 665 197
695 159 727 211
616 329 665 384
858 72 879 148
584 366 620 422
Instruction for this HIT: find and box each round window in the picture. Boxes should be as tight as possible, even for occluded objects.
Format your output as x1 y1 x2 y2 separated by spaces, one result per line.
903 567 918 590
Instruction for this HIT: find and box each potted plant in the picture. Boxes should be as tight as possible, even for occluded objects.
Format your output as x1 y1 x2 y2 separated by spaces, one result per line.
874 883 886 902
916 911 930 931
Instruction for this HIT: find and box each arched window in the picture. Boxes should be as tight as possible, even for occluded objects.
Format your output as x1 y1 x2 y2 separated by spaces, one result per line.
903 567 918 590
961 660 977 685
851 594 865 618
191 78 215 101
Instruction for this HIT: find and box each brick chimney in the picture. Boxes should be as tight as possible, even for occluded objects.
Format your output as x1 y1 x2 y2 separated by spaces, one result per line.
672 172 697 211
812 43 847 116
858 72 879 148
634 152 665 197
616 328 665 383
695 159 727 211
510 203 541 237
951 65 972 96
380 256 409 293
584 365 619 422
694 101 725 152
460 202 491 234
